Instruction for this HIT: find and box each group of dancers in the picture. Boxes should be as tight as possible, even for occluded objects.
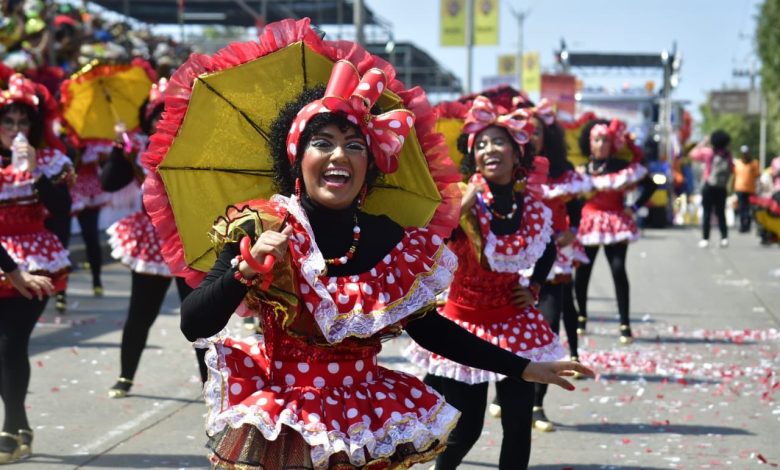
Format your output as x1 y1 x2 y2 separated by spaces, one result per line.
0 17 665 469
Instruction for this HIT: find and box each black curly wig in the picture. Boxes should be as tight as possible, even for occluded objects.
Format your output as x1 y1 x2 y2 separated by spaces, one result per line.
0 102 46 149
710 129 731 151
534 118 571 178
138 98 164 136
577 118 610 158
267 85 382 197
456 126 534 181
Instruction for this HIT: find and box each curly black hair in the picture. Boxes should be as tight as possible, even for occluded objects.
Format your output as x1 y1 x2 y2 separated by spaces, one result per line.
456 126 534 181
710 130 731 151
267 85 381 197
0 102 45 149
138 98 163 135
536 119 572 178
577 118 610 157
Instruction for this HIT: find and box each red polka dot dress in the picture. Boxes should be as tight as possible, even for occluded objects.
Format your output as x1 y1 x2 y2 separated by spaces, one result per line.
71 142 112 213
405 179 566 384
0 148 73 297
541 170 592 280
578 162 648 246
201 196 460 469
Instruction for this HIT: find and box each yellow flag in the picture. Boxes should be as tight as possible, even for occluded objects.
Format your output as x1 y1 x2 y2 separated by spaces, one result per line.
441 0 466 46
474 0 499 46
498 54 516 75
522 51 540 92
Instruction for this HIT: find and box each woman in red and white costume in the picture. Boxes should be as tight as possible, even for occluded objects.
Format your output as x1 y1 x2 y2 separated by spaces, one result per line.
0 73 73 463
405 96 567 470
101 78 206 399
574 119 656 343
153 20 590 470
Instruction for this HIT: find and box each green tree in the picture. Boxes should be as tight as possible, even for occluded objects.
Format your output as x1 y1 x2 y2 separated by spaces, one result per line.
757 0 780 160
699 103 761 155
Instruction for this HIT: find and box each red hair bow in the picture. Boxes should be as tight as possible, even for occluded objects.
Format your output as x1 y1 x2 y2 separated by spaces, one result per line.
527 98 556 126
590 118 627 153
463 95 533 152
144 77 169 122
0 74 40 110
286 60 415 174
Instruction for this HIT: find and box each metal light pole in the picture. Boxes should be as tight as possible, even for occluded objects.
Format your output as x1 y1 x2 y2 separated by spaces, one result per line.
465 0 474 94
354 0 365 46
510 7 529 90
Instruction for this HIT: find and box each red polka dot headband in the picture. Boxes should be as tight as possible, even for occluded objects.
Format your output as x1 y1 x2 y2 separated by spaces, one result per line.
286 60 415 174
0 74 40 110
590 118 627 153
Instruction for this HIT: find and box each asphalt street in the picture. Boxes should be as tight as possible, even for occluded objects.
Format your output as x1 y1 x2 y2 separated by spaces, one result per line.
2 226 778 469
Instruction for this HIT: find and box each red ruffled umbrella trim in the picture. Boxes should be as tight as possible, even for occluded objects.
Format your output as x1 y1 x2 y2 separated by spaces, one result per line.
142 17 461 287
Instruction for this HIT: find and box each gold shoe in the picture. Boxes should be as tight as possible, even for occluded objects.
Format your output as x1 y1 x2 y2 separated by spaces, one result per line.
570 356 585 380
0 432 21 464
619 324 634 345
531 406 555 432
55 292 66 314
576 315 587 335
17 429 32 459
108 377 133 398
488 403 502 418
93 286 104 297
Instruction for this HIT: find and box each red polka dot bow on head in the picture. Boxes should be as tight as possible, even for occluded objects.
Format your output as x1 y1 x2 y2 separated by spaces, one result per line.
144 77 168 122
463 95 534 153
525 98 556 126
590 118 627 153
0 73 40 110
286 60 415 174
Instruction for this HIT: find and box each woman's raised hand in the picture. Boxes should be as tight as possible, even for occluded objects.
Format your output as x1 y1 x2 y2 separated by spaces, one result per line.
240 225 293 277
521 360 595 391
460 182 482 216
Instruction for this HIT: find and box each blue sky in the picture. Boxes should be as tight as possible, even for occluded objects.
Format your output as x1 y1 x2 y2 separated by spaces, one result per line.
367 0 762 115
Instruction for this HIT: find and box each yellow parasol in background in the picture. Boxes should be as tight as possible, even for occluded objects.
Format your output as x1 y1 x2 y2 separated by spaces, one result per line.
60 59 155 141
142 18 459 283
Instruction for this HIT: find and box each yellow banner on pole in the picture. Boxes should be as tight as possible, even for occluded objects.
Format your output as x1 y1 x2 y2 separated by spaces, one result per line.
474 0 499 46
498 54 516 75
522 51 541 92
440 0 467 46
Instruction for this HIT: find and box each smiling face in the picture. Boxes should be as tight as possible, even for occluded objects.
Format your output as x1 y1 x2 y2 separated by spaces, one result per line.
590 133 611 160
300 122 369 210
474 126 518 185
0 108 32 150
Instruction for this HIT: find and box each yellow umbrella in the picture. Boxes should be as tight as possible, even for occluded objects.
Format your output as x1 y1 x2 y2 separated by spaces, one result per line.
143 20 456 278
434 101 469 169
60 60 154 140
561 112 640 167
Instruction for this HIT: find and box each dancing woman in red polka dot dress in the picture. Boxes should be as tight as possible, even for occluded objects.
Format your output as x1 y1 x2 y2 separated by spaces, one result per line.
0 74 73 464
101 78 207 399
146 19 592 470
405 96 568 469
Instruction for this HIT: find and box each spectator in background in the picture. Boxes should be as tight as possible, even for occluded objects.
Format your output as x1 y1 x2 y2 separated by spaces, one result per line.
733 145 761 233
690 130 734 248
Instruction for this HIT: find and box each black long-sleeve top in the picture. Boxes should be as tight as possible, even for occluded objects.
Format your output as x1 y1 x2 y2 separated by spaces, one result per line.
181 196 533 380
0 151 71 217
100 146 137 192
0 244 17 273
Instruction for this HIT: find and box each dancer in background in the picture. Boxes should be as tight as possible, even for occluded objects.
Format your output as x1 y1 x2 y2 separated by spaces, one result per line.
101 78 206 398
406 96 565 469
574 119 656 344
0 73 73 464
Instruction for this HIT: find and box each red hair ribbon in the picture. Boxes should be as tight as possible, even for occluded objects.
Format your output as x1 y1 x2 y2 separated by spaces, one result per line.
0 74 40 110
590 119 627 153
286 60 415 174
463 95 534 152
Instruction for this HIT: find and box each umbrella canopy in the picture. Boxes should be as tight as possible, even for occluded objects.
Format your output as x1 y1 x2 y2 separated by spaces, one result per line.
60 59 155 141
143 18 460 282
434 101 469 169
561 112 642 167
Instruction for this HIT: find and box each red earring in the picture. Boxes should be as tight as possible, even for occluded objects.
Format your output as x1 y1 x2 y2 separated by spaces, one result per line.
295 178 302 199
358 185 368 209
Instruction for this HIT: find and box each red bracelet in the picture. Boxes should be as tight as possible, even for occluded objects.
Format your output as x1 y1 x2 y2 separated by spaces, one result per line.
528 283 541 302
233 267 263 287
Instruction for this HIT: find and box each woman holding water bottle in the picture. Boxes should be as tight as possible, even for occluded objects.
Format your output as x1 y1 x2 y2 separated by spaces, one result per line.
0 74 73 463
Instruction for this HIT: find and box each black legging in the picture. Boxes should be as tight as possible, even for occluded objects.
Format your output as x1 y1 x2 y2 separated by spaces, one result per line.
701 184 728 240
0 296 48 433
574 243 630 329
77 207 102 288
534 282 579 407
119 272 207 382
425 375 534 470
736 191 752 232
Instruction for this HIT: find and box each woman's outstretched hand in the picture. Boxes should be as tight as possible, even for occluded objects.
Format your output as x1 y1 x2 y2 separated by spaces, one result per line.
521 360 595 391
460 182 481 216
